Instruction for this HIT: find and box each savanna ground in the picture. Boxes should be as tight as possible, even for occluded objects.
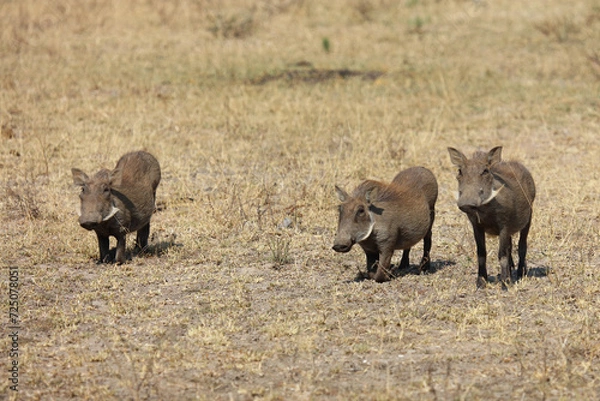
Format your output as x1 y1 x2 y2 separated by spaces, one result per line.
1 0 599 399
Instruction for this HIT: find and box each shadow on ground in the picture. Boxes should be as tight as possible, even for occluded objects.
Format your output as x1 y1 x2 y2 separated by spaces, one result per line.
349 260 456 282
482 265 551 290
136 240 182 259
93 233 181 264
527 265 551 278
486 265 551 283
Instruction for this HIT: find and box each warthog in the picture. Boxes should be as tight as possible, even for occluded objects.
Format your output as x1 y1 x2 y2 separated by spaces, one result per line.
333 167 438 282
447 146 536 288
72 151 161 264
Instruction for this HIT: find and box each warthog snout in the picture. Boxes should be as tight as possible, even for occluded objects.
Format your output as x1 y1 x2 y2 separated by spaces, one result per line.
457 185 503 213
457 198 481 213
332 241 353 253
77 195 120 231
79 217 100 231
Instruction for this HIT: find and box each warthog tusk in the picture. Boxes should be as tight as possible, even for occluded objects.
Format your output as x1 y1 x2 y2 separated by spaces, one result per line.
102 205 121 221
482 184 505 205
355 213 375 243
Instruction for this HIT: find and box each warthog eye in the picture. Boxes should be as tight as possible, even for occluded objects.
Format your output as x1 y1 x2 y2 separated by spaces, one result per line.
481 168 490 176
457 168 462 177
356 206 365 219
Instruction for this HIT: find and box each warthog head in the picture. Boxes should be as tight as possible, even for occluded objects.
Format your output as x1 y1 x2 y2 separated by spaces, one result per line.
332 185 377 253
72 168 122 230
447 146 504 213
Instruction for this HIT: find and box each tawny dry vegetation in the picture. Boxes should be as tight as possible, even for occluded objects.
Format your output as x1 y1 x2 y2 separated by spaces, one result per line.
1 0 599 400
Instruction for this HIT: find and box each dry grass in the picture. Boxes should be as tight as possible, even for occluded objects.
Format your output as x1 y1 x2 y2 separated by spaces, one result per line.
1 0 599 399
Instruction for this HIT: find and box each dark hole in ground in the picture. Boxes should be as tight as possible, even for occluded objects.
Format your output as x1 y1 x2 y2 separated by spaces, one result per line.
249 67 385 85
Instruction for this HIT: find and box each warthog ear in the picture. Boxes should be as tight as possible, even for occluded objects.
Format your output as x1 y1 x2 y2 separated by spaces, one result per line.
487 146 503 166
335 185 349 202
447 147 466 168
365 187 378 204
110 167 123 188
71 168 89 186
